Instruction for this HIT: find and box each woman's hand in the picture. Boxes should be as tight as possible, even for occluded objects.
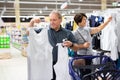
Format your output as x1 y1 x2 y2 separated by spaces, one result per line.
83 42 90 48
107 16 112 22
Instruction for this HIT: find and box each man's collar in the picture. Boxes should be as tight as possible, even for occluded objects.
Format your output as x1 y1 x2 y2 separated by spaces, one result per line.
50 25 62 32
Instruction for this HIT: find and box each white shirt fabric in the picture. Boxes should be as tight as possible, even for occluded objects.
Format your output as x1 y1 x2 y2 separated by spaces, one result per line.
54 43 71 80
27 28 53 80
101 13 118 60
115 13 120 53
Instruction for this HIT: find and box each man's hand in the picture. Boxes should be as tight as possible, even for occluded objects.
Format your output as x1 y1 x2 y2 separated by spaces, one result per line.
29 17 41 27
62 41 72 47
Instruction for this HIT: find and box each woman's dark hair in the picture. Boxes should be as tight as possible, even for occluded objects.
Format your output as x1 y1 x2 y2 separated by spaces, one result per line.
74 13 87 25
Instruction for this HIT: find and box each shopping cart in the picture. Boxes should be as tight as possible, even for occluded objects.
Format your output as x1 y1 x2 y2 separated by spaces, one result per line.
82 69 120 80
69 51 120 80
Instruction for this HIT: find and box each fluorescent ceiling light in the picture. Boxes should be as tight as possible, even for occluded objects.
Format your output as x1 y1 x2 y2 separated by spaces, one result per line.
79 0 83 2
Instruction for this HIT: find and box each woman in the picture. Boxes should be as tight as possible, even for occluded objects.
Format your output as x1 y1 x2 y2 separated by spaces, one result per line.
73 13 112 56
72 13 112 78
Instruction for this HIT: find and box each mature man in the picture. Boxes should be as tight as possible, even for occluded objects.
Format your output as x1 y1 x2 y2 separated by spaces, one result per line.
27 10 90 80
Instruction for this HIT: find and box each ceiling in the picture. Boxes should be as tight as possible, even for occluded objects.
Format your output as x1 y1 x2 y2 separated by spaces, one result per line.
0 0 119 17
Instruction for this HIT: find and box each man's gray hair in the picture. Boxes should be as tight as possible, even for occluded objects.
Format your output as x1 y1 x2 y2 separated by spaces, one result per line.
49 10 62 19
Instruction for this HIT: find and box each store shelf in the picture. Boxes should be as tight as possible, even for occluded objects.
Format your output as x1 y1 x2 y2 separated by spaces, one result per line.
11 42 21 51
10 28 22 50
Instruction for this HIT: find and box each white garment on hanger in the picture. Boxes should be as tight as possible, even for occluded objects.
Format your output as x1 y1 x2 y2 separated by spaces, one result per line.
101 13 118 60
27 28 53 80
54 43 71 80
115 13 120 53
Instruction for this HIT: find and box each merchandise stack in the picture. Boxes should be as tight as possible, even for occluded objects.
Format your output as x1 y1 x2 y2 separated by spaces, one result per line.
0 27 11 59
21 27 28 57
0 35 10 48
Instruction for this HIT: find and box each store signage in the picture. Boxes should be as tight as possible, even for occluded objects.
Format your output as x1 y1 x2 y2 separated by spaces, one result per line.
112 1 120 6
112 2 118 6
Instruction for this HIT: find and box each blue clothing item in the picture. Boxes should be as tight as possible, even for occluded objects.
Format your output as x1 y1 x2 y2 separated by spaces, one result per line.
89 15 104 27
89 15 104 49
117 56 120 70
68 48 77 57
65 22 73 31
34 28 43 33
48 26 77 46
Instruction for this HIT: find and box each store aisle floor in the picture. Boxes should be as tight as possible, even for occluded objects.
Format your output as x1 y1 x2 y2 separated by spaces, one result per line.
0 47 27 80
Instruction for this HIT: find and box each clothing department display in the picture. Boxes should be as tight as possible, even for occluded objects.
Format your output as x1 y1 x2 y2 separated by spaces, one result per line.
100 13 118 60
89 15 104 27
65 21 74 31
89 15 104 50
